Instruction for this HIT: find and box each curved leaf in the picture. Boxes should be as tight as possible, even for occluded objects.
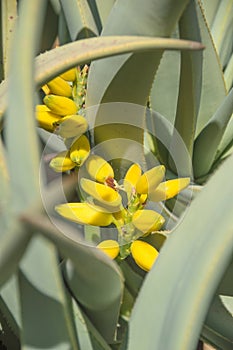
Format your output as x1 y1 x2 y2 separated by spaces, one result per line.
20 213 124 343
86 0 192 176
168 0 203 176
127 153 233 350
60 0 99 40
195 0 227 134
18 236 79 349
193 86 233 178
0 35 204 120
5 0 46 213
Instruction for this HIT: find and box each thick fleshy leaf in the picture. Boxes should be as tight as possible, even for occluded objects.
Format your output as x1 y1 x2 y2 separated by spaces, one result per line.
60 0 99 40
0 36 203 120
168 1 203 176
127 153 233 350
4 0 46 214
18 236 79 349
193 87 233 178
86 0 198 176
20 213 124 343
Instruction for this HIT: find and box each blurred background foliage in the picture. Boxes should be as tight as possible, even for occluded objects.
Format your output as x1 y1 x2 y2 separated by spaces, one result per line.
0 0 232 349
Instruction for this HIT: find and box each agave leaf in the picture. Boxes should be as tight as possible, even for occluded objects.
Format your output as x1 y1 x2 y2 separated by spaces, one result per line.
38 0 59 53
202 258 233 349
210 0 233 69
18 235 79 349
193 87 233 178
168 0 203 176
58 5 71 45
5 0 47 213
20 213 124 343
0 276 21 338
0 0 17 78
195 0 227 134
127 153 233 350
215 114 233 161
86 0 195 176
224 52 233 91
92 0 115 31
60 0 99 40
71 298 93 350
201 0 221 27
0 36 204 121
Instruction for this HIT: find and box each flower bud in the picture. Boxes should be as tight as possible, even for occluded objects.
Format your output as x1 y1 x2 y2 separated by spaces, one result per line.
97 240 120 259
49 151 75 172
60 68 77 82
56 114 88 138
47 76 72 97
130 240 159 271
43 95 78 116
85 155 114 183
36 105 62 132
69 135 90 166
132 209 165 235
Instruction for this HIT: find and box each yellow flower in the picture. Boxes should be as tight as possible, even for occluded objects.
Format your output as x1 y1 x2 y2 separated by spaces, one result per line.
43 94 78 116
80 178 122 212
69 135 90 166
85 154 115 185
149 178 190 202
55 203 114 226
96 240 120 259
132 209 165 235
60 68 77 82
36 105 62 132
49 151 75 172
56 114 88 138
130 240 159 271
47 76 72 97
136 165 165 195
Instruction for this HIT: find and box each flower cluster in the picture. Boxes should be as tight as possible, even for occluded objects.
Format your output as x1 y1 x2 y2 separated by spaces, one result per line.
36 66 90 171
56 155 190 271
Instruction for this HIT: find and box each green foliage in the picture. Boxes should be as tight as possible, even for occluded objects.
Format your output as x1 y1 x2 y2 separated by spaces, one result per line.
0 0 233 349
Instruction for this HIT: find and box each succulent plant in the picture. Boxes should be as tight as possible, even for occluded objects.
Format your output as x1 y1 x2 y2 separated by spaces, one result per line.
0 1 232 350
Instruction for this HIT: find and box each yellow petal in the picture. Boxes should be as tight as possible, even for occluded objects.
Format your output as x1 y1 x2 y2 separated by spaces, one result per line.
85 155 114 183
132 209 165 235
69 135 90 166
136 165 165 195
36 105 62 132
130 240 159 271
41 84 50 95
57 114 88 138
97 240 120 259
149 177 190 202
55 203 113 226
80 178 122 211
124 163 141 187
49 151 75 172
60 68 77 82
47 76 72 97
43 94 78 116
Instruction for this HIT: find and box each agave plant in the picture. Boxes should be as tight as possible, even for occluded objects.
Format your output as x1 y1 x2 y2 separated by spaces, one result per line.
0 1 233 350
